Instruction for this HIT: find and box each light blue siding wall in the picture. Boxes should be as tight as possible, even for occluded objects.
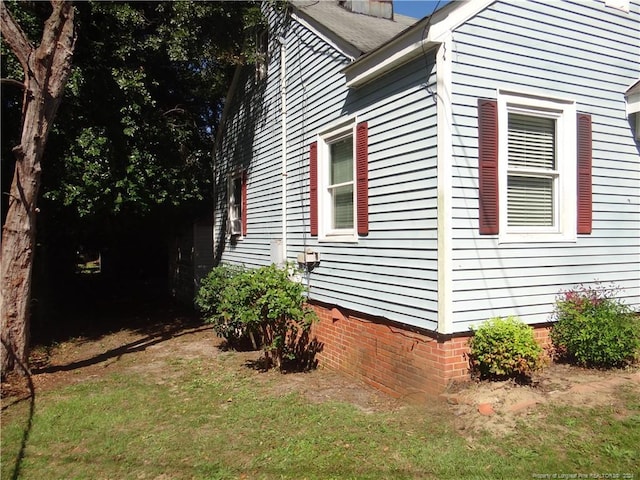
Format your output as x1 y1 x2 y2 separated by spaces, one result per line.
449 0 640 330
217 9 441 330
284 19 440 329
215 11 285 268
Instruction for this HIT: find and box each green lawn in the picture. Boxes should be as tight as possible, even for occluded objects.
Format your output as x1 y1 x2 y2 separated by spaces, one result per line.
2 350 639 480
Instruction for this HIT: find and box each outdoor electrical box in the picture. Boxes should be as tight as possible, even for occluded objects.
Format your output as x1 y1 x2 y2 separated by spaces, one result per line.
297 249 320 270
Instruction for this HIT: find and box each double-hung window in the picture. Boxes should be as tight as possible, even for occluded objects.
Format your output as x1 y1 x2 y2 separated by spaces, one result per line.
478 91 592 243
328 135 355 232
310 118 369 242
506 112 559 229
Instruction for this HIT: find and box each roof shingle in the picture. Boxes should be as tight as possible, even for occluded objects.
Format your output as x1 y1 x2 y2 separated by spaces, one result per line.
291 1 417 56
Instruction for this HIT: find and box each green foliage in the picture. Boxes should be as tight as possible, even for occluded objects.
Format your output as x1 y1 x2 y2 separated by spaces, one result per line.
469 316 544 380
3 0 263 249
195 264 247 346
551 284 640 368
1 0 268 298
197 264 316 370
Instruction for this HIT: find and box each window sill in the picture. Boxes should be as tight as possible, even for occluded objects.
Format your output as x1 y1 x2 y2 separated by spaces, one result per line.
319 233 358 243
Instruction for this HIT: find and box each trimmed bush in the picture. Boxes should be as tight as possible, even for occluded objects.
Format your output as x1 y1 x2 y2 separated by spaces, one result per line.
551 284 640 368
196 263 317 370
195 264 249 348
469 316 544 380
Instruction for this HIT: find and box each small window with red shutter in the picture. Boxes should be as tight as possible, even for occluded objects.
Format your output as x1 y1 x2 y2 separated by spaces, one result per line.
228 169 247 237
309 118 368 241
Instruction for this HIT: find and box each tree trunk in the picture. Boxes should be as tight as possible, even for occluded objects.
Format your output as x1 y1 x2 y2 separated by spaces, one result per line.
1 0 75 377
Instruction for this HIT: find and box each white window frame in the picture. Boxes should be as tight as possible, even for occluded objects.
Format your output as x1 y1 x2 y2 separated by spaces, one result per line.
228 170 244 238
317 116 358 243
497 90 577 243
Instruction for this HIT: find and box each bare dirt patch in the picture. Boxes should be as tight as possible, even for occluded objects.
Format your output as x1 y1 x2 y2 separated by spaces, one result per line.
3 309 639 435
443 363 640 438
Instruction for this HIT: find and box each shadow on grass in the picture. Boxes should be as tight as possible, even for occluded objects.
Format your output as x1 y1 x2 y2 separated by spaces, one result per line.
29 272 212 375
32 321 210 375
1 338 36 480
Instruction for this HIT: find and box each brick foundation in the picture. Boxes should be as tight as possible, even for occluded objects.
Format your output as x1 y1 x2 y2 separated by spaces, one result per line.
309 302 552 401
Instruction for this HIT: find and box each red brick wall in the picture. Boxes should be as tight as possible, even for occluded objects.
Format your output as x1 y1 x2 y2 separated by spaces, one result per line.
309 302 552 400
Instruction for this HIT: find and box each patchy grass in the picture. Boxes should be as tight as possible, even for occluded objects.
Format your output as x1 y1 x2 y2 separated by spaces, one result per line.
2 328 639 480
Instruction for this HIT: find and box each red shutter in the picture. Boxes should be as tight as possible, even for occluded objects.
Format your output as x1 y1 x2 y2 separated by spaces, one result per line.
477 99 499 235
577 113 592 234
356 122 369 236
309 142 318 236
241 170 248 236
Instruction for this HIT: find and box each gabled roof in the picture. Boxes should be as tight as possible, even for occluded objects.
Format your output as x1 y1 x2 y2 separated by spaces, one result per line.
290 1 417 58
343 0 494 87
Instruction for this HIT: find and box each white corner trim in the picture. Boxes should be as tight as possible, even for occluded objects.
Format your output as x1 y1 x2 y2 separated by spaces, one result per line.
436 33 454 335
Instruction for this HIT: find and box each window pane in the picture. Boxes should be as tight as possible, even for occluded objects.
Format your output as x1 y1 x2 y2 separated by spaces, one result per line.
332 184 354 229
330 137 353 184
508 114 555 170
508 175 554 226
232 177 242 203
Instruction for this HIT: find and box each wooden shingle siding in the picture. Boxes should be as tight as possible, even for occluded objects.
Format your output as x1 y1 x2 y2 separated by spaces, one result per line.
450 0 640 330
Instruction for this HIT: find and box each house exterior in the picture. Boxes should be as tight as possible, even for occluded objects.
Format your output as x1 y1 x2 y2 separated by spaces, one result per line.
213 0 640 399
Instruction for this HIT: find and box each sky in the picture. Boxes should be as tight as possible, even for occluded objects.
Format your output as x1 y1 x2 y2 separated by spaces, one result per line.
393 1 450 19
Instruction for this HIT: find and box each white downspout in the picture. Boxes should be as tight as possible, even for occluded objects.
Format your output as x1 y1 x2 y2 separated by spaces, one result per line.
280 35 288 265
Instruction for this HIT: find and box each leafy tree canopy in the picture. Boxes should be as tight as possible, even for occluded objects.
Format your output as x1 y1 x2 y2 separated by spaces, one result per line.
2 0 262 235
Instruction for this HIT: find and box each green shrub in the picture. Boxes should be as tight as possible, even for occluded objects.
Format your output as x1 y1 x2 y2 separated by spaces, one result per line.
469 316 544 380
550 284 640 368
197 263 317 370
195 264 248 347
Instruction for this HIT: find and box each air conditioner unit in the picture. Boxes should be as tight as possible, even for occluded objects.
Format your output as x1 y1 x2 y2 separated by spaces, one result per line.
230 218 242 236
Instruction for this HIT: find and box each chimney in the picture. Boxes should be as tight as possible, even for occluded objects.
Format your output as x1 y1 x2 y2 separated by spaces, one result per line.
337 0 394 20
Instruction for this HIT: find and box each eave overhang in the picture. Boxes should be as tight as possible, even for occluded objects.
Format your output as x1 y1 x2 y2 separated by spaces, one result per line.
625 79 640 115
343 0 494 88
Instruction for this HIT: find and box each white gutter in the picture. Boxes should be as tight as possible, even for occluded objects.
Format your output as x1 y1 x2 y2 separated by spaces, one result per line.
436 32 454 335
280 36 288 265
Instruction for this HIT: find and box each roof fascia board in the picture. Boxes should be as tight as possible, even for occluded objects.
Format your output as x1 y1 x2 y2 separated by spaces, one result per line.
344 0 494 87
290 10 360 61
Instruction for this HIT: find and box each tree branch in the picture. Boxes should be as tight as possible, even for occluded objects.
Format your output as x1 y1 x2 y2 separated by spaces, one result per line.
36 0 76 99
0 0 34 73
163 106 187 116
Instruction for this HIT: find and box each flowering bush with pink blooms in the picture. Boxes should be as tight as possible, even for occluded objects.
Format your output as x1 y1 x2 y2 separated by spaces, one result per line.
550 284 640 368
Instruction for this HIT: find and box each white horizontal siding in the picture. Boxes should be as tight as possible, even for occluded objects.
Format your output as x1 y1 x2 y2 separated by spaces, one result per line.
449 0 640 331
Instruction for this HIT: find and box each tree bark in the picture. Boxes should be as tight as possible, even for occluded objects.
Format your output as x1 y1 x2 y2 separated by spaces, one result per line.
1 0 75 377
